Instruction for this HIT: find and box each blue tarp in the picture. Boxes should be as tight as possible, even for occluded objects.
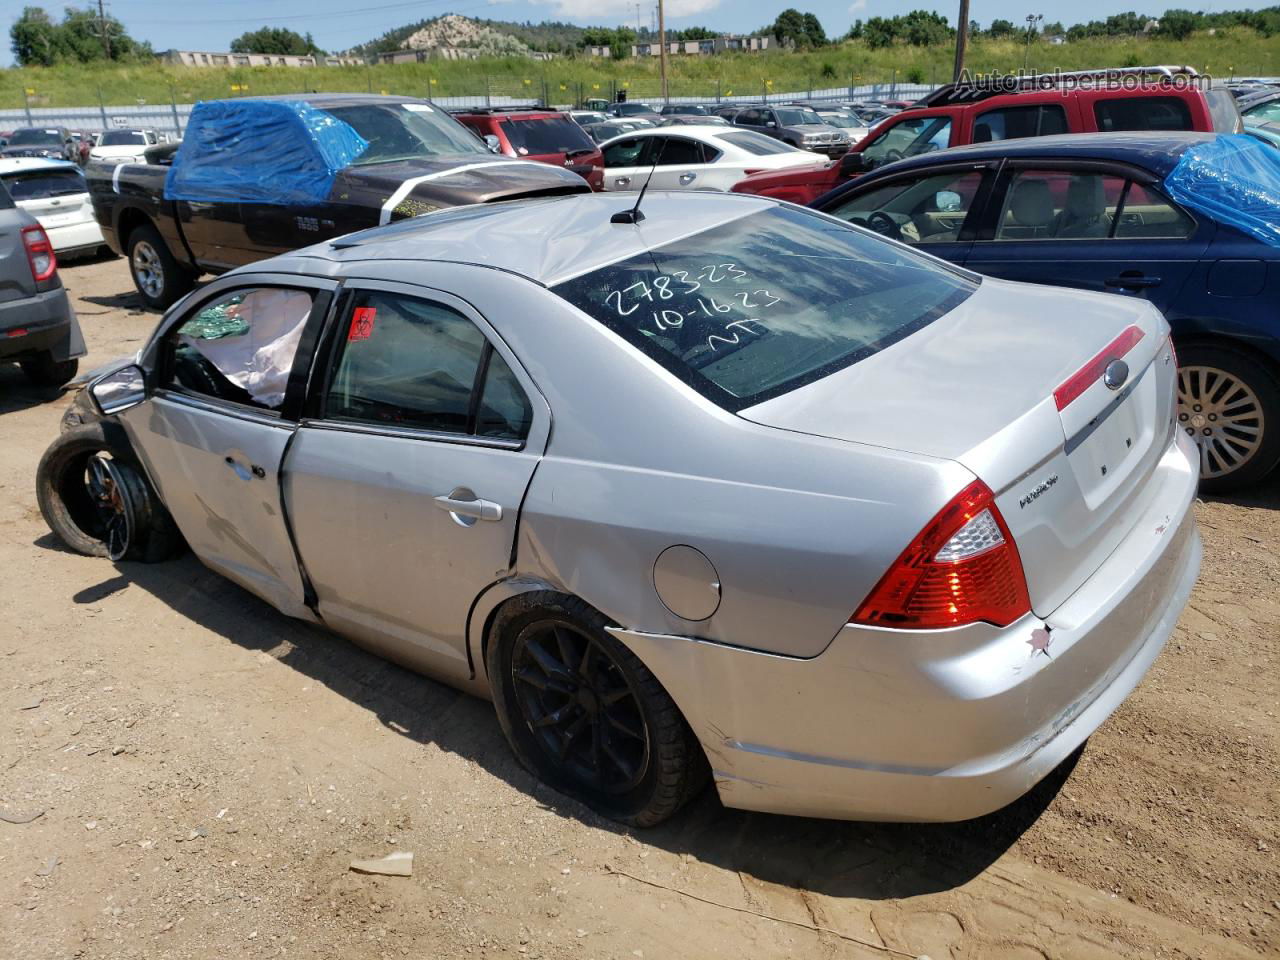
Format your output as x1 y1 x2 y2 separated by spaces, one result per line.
1162 134 1280 248
165 99 368 205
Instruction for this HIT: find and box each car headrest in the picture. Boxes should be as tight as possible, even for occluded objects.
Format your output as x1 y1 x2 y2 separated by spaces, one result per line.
972 122 993 143
1063 175 1105 220
1009 179 1054 227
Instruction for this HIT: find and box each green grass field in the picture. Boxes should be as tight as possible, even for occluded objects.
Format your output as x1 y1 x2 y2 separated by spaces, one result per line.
3 30 1277 110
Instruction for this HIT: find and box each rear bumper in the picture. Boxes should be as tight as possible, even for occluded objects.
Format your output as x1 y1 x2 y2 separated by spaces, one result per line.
0 286 86 362
612 429 1200 822
45 219 105 256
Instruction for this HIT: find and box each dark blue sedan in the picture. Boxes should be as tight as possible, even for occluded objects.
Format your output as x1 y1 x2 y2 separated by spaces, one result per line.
812 132 1280 492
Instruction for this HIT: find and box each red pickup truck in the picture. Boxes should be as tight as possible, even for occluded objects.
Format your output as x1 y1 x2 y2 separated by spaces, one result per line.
733 67 1242 205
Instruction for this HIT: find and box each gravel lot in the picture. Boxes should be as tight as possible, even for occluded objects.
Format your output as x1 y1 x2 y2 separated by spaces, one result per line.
2 256 1277 960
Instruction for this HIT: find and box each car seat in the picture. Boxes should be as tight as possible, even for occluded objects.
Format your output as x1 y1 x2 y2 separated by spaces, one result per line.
1055 176 1110 239
1003 179 1055 239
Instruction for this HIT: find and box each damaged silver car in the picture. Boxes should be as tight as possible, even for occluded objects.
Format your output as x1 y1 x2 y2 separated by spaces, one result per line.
38 192 1200 825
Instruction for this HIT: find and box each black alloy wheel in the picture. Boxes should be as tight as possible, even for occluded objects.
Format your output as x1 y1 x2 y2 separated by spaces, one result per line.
511 619 650 795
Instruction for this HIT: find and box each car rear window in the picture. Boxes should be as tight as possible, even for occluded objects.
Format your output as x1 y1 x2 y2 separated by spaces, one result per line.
0 180 13 210
1094 96 1193 132
551 205 976 411
716 131 798 155
1 168 88 200
500 116 595 156
1205 88 1243 132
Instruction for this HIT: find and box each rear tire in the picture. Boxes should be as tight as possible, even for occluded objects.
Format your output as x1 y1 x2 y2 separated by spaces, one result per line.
488 592 708 827
1177 342 1280 493
127 222 196 310
20 354 79 387
36 422 183 563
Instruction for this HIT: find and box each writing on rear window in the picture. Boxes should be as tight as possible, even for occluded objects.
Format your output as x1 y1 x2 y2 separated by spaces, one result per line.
552 205 977 411
602 264 785 351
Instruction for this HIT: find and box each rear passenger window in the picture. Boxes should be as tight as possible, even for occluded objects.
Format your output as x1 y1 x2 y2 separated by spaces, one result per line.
1114 183 1195 239
1094 97 1193 132
325 290 531 441
972 105 1067 142
653 137 703 165
995 170 1125 240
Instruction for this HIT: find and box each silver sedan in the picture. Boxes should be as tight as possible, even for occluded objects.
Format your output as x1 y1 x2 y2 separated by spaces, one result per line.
40 192 1201 826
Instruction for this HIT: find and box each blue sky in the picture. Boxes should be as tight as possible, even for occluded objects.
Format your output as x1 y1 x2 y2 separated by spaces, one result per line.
4 0 1274 66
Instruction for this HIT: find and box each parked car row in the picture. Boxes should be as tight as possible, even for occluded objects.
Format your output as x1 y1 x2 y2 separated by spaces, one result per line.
0 127 168 167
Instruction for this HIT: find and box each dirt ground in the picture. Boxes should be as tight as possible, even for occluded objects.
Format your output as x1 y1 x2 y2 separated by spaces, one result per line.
1 256 1277 960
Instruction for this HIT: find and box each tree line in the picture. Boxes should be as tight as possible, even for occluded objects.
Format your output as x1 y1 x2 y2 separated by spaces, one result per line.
10 4 1280 68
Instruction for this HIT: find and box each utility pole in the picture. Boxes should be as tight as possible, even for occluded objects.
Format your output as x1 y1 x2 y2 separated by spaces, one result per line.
952 0 969 82
657 0 668 102
97 0 112 60
1022 13 1043 73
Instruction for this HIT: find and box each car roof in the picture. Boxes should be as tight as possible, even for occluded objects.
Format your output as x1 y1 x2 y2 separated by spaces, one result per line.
872 131 1216 178
0 156 80 174
243 93 432 107
598 124 745 145
304 191 776 287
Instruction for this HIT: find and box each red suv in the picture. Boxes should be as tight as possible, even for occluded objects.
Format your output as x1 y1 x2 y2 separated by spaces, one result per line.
452 108 604 191
734 67 1242 205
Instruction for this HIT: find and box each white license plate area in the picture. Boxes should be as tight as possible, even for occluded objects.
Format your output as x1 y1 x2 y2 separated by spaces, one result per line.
1067 395 1147 505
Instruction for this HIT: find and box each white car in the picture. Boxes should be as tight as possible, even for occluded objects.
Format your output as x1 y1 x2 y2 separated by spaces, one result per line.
89 128 160 165
598 125 825 193
0 157 104 259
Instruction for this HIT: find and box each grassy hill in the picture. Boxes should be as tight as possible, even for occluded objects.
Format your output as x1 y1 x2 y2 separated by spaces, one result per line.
3 30 1277 110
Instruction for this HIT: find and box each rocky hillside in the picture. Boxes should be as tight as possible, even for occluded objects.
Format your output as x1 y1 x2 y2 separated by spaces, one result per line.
351 14 589 58
400 15 531 56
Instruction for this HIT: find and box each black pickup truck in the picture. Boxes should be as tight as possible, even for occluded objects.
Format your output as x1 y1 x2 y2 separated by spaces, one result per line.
89 94 591 308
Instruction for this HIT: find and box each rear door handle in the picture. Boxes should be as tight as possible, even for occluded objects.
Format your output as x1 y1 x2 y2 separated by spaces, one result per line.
678 172 696 185
433 493 502 523
614 176 631 187
1105 274 1162 290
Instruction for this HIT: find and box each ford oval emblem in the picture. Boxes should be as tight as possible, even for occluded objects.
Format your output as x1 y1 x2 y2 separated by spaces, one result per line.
1103 358 1129 391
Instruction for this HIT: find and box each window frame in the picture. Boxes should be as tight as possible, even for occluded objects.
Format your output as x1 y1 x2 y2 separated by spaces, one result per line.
303 279 542 452
148 274 338 423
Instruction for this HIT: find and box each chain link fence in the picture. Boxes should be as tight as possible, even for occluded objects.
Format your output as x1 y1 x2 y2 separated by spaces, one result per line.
0 78 939 141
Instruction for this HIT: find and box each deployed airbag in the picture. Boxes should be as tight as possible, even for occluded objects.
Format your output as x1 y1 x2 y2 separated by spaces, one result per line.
165 99 368 205
1162 133 1280 248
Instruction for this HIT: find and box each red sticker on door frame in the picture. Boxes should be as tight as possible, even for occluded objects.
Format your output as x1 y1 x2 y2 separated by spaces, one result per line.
347 306 376 342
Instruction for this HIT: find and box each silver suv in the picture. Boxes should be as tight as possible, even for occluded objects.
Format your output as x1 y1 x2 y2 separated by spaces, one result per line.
0 179 85 386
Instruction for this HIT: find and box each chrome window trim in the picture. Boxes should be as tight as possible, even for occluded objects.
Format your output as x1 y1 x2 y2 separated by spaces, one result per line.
299 417 524 451
152 387 294 429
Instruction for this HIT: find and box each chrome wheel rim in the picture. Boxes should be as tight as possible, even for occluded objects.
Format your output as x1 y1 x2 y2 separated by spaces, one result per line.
84 455 133 561
511 620 649 795
1177 365 1264 480
131 241 163 299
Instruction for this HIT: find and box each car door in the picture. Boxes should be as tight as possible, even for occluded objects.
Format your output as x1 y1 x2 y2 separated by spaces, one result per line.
963 163 1209 314
600 135 654 191
816 163 997 266
119 275 337 619
282 282 549 681
645 137 720 191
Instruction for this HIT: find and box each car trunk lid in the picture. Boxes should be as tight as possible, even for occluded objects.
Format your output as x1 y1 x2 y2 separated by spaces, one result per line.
740 277 1175 617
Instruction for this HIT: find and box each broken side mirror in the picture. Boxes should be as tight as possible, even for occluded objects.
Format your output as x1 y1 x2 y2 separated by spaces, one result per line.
90 364 147 416
483 134 502 154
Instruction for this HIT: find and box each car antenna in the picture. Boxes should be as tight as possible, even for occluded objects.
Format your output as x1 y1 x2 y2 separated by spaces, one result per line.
611 138 667 225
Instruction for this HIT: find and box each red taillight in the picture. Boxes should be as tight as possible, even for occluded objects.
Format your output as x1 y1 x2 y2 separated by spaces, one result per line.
851 480 1030 630
741 168 767 176
1053 325 1144 411
21 224 57 283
